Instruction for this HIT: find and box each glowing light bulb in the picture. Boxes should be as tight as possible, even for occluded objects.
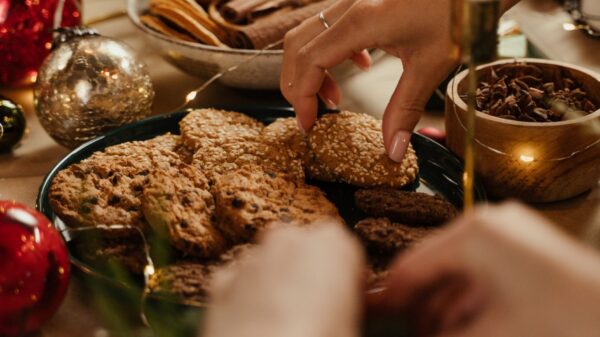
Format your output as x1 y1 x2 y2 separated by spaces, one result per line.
186 91 197 102
144 264 155 277
519 154 535 163
562 23 577 31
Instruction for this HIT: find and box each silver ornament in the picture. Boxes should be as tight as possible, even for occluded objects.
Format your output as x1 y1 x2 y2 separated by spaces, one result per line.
34 30 154 148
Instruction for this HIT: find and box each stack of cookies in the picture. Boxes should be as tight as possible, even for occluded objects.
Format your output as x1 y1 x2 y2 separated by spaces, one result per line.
352 188 458 287
49 108 422 302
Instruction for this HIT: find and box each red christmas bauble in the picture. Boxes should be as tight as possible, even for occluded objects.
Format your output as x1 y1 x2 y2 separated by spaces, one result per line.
0 200 70 336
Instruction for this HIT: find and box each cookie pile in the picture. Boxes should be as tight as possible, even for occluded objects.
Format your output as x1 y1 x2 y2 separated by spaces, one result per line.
352 188 458 287
49 108 421 301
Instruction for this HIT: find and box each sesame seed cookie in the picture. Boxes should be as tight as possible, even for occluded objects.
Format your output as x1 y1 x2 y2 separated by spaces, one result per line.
354 188 458 226
212 165 341 243
146 133 195 164
308 111 419 187
142 163 228 258
49 139 182 232
179 108 264 151
192 140 304 183
261 117 336 181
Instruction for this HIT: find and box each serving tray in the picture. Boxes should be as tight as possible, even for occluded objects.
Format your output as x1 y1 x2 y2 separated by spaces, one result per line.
36 105 486 337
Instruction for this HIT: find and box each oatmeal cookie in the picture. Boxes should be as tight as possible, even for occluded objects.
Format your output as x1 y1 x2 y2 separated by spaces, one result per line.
261 117 336 181
147 262 214 304
308 111 419 187
147 244 256 303
142 163 227 258
354 188 458 226
179 108 263 151
73 233 148 274
145 133 194 164
49 139 182 231
192 140 304 183
212 165 340 242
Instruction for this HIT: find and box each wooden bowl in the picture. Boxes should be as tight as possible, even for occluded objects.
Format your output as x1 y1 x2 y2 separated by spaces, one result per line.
445 58 600 202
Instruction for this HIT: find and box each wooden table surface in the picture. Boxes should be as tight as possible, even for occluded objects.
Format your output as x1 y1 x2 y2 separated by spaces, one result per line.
0 0 598 336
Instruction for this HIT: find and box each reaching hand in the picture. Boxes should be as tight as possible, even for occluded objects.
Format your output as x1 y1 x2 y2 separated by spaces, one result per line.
280 0 458 162
371 202 600 337
203 220 365 337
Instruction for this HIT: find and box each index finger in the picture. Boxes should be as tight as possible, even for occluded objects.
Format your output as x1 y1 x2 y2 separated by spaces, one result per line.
292 5 375 131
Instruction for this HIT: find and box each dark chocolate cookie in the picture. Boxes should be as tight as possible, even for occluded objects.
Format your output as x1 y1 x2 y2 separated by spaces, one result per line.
354 188 458 226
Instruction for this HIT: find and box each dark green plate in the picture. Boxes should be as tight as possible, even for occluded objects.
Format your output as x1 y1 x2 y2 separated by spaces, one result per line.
36 105 486 336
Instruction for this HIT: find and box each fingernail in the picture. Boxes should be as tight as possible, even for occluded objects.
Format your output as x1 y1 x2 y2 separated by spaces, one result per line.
389 131 411 163
296 117 307 135
324 98 338 109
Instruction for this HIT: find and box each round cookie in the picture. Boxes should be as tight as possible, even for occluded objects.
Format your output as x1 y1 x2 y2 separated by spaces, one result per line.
261 117 336 182
308 111 419 188
145 133 195 164
192 140 304 183
212 165 341 243
147 262 215 304
142 163 227 258
179 108 264 151
49 139 182 232
261 117 309 162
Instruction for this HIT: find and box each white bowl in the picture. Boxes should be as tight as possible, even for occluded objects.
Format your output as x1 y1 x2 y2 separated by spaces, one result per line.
127 0 283 89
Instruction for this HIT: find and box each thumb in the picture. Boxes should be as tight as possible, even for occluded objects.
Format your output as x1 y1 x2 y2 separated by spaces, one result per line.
383 53 455 162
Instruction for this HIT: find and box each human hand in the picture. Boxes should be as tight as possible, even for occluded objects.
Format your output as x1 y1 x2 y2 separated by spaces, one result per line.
281 0 458 162
202 220 365 337
371 202 600 337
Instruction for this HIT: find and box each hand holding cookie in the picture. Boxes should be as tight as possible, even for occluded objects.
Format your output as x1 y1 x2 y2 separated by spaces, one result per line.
281 0 520 162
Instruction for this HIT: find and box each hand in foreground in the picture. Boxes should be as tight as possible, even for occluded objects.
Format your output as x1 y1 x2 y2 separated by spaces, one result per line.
202 220 364 337
373 202 600 337
281 0 518 162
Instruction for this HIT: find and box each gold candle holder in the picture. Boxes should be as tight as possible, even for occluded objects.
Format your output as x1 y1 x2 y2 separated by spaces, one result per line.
450 0 501 210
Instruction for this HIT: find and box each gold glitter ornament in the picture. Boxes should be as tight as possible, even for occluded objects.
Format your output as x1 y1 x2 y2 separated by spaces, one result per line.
34 27 154 148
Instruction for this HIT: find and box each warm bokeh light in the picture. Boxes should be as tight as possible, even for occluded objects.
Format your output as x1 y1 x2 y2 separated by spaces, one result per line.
519 154 535 163
186 91 198 103
562 23 577 31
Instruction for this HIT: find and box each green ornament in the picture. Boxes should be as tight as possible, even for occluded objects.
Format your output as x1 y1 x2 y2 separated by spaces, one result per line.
0 96 26 152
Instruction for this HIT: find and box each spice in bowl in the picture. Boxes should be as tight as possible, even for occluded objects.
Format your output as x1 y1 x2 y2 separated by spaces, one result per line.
462 61 598 122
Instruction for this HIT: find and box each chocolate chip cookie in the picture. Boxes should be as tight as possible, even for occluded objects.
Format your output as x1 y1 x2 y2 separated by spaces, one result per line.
308 111 419 187
49 139 182 232
147 244 256 303
179 108 263 151
354 188 458 226
142 163 227 258
212 165 340 242
73 232 148 274
147 262 215 304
